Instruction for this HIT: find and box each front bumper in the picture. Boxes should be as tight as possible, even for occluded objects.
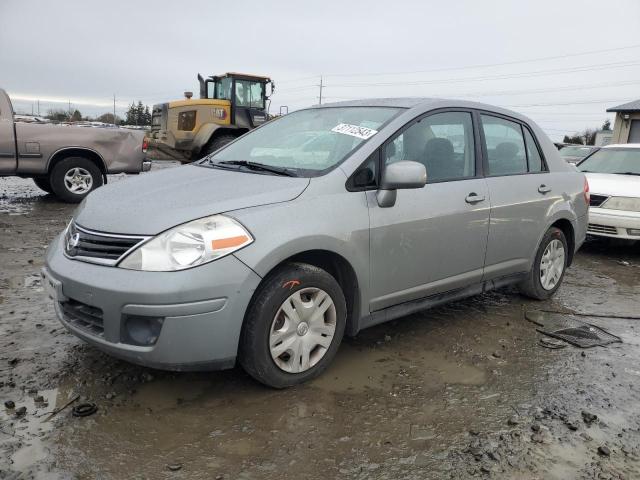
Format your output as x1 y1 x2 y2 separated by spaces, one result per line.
587 208 640 240
44 234 262 370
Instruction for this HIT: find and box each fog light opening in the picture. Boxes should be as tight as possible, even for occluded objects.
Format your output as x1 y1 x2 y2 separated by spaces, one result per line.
627 228 640 236
123 315 164 346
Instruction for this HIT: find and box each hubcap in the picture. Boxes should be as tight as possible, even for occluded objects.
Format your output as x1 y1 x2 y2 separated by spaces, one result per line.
64 167 93 194
540 239 565 290
269 287 337 373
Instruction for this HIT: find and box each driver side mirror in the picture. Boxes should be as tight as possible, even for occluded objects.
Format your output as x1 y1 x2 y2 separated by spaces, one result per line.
376 160 427 208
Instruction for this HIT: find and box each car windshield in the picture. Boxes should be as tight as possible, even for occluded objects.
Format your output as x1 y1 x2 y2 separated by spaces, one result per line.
561 146 593 157
202 106 402 177
578 148 640 175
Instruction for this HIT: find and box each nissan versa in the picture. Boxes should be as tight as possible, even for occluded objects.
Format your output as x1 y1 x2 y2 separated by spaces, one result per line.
43 99 588 388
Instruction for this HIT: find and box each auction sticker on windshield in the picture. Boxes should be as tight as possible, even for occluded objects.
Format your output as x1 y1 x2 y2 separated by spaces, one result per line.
331 123 378 140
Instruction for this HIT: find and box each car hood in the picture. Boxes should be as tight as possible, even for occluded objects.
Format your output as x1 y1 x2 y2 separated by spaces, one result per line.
74 165 310 235
585 172 640 198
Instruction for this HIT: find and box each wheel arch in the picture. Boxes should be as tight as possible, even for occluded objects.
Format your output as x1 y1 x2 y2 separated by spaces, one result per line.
550 218 575 266
47 147 108 180
247 249 362 337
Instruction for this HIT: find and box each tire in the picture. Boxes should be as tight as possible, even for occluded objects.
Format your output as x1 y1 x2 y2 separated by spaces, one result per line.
239 262 347 388
199 134 236 158
32 176 53 194
49 157 103 203
518 227 569 300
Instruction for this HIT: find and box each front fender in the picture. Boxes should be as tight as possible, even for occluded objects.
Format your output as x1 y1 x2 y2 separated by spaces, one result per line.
230 183 371 317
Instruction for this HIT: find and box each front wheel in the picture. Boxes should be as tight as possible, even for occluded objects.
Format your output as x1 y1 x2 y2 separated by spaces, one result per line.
49 157 103 203
519 227 568 300
239 262 347 388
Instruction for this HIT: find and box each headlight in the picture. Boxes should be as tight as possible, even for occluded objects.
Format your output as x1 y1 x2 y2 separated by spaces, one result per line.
602 196 640 212
118 215 253 271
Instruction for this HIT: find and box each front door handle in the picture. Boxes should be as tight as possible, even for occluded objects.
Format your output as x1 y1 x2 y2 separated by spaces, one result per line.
465 192 486 204
538 184 552 194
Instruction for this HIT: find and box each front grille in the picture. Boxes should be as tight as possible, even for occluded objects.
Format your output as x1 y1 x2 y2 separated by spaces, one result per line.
587 223 617 235
590 194 609 207
64 222 148 266
60 298 104 337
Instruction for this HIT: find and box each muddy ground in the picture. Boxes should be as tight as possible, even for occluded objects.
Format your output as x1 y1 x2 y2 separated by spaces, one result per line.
1 164 640 479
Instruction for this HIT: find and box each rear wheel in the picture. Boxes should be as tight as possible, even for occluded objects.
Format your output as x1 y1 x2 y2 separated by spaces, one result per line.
49 157 103 203
32 176 53 193
199 134 236 158
519 227 568 300
239 262 346 388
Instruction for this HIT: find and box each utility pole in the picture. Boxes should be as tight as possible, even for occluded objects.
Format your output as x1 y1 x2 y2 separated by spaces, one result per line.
113 94 116 126
37 99 40 116
318 75 323 105
68 100 71 116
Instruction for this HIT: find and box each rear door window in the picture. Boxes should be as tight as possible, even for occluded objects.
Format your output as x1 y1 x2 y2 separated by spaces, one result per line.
481 115 527 176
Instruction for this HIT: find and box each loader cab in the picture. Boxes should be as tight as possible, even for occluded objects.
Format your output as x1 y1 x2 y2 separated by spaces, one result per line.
199 72 272 129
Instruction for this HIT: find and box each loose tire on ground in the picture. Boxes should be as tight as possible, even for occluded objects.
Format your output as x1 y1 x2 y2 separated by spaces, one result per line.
519 226 568 300
199 134 236 158
49 156 103 203
239 262 347 388
32 176 53 194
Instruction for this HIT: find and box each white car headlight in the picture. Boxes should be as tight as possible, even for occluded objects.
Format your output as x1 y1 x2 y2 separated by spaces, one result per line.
602 196 640 212
118 215 253 271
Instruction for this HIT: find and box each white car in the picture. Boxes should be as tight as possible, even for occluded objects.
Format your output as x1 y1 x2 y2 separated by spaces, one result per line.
578 144 640 240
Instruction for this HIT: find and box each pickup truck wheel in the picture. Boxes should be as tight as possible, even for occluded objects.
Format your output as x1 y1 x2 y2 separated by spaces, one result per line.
239 262 347 388
199 135 236 158
50 157 103 203
32 176 53 194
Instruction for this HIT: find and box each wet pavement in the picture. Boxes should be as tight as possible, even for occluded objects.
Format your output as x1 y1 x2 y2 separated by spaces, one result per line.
1 164 640 479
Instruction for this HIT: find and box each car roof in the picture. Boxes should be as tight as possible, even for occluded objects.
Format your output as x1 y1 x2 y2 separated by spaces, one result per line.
312 97 537 123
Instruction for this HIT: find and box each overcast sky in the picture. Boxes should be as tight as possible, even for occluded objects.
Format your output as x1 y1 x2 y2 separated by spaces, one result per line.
2 0 640 139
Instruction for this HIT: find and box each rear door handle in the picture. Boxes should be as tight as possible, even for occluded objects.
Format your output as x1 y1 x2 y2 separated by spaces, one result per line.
465 192 486 204
538 184 552 194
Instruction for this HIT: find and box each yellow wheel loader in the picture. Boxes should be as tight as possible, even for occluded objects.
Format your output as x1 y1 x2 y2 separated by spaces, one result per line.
148 72 274 162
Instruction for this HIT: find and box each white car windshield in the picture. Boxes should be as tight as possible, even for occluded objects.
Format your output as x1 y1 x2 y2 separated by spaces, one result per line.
578 148 640 175
203 107 402 177
561 146 593 157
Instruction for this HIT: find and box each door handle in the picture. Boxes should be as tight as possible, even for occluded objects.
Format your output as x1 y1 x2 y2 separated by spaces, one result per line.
538 184 552 194
465 192 485 204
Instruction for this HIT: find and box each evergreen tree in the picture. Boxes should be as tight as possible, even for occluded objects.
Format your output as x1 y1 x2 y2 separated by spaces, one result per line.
124 101 152 126
70 109 82 122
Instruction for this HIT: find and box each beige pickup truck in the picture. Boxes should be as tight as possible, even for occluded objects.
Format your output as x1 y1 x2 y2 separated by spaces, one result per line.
0 88 150 202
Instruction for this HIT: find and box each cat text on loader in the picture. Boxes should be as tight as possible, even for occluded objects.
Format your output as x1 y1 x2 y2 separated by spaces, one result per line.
149 72 274 162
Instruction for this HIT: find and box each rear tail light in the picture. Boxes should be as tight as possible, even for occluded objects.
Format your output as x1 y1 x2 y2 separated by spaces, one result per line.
584 177 590 205
142 137 149 153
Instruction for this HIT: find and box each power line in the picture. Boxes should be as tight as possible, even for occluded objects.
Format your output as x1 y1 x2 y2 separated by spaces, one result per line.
436 79 640 99
321 43 640 78
325 61 640 88
505 99 628 108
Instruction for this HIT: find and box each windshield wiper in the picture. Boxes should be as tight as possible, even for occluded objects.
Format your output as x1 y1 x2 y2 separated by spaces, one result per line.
213 160 297 177
613 171 640 176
